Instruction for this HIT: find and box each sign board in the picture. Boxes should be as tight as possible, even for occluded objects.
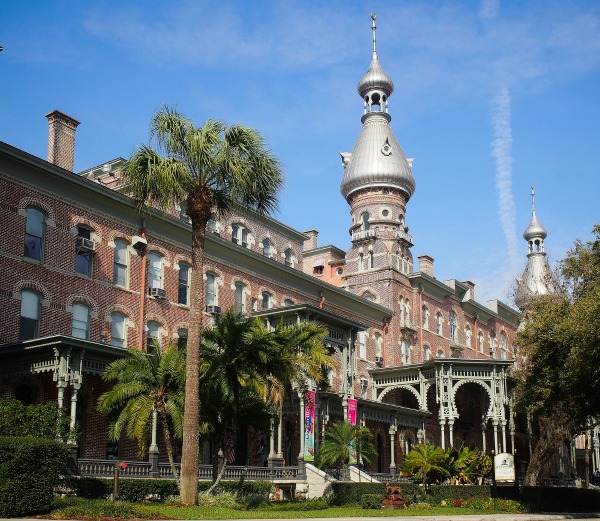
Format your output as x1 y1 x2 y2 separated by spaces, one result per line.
303 390 315 462
347 398 357 464
494 453 515 482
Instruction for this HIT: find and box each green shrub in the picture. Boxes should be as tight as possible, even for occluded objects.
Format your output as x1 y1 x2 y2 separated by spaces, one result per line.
52 499 159 520
197 479 271 497
0 399 72 441
361 493 382 509
197 490 240 508
521 486 600 513
0 436 70 517
331 482 386 505
64 476 112 499
118 479 179 502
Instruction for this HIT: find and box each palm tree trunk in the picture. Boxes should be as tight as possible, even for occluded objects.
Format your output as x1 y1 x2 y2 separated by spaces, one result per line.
160 416 180 488
180 208 208 505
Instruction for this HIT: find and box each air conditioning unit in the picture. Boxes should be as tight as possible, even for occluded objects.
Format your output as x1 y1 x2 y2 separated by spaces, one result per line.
149 287 167 299
206 305 221 315
76 236 96 252
375 356 384 365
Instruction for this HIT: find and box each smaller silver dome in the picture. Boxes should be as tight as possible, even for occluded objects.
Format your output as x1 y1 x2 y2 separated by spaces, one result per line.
523 211 547 241
357 55 394 99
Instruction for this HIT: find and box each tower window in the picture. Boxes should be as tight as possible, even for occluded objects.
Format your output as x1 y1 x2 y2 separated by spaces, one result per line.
284 248 293 267
361 212 370 231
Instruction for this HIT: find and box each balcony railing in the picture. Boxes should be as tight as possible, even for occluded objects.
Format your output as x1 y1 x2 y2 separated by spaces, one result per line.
351 229 377 242
76 459 298 481
396 230 413 244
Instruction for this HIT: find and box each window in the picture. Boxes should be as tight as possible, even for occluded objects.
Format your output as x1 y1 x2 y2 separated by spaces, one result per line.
113 239 129 287
231 224 248 248
75 226 93 276
422 306 429 330
234 282 246 313
207 215 217 234
375 333 383 358
401 339 410 365
262 291 272 310
358 331 366 359
314 265 324 276
478 331 484 353
465 326 472 348
436 312 443 335
111 313 127 348
404 300 410 327
361 212 370 230
358 253 364 272
72 303 90 339
24 207 45 261
262 239 272 257
423 345 431 361
437 350 445 358
178 262 191 305
500 333 507 360
284 249 293 267
251 297 258 312
368 251 374 269
177 328 188 349
205 273 217 307
336 267 343 276
284 299 294 306
147 321 162 352
489 332 496 358
148 252 164 289
19 290 40 341
449 310 458 343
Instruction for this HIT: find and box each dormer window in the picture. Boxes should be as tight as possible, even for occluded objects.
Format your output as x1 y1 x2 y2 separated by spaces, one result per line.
262 239 272 257
231 224 248 248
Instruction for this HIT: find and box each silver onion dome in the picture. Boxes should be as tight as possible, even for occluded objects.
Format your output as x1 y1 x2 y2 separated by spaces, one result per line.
523 211 547 241
357 55 394 99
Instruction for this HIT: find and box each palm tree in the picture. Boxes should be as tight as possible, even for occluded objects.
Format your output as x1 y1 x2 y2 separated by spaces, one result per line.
317 420 377 480
97 344 185 485
122 107 282 504
402 444 449 494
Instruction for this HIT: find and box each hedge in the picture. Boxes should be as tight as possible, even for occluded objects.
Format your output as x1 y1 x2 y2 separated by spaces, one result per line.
67 477 271 501
521 486 600 513
0 436 70 517
361 493 383 509
331 482 386 505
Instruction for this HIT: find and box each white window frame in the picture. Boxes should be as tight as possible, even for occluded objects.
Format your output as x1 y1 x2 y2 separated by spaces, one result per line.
24 207 46 262
234 282 246 313
113 239 129 287
205 273 217 307
111 313 127 348
72 302 90 339
148 252 164 289
178 262 191 305
262 291 272 310
147 321 162 351
20 290 41 340
358 331 366 359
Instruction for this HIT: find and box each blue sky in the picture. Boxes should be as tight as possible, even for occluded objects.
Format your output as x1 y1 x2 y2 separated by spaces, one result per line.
2 0 599 306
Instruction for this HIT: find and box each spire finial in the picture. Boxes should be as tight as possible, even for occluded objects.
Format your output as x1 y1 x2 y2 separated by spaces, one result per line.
371 12 377 56
531 184 536 213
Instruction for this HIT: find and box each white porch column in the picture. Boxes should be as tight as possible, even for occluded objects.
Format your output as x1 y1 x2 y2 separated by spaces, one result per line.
389 427 397 476
69 388 78 432
149 408 159 453
493 420 499 454
269 417 276 458
440 419 446 450
481 422 487 453
277 413 283 458
501 421 507 453
448 419 455 448
593 427 600 473
298 394 305 461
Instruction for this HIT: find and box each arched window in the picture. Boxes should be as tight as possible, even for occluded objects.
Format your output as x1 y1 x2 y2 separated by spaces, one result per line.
423 345 431 361
478 331 484 353
24 207 46 261
262 239 272 257
361 212 370 231
449 310 458 343
375 333 383 358
465 326 472 348
262 292 272 310
436 312 443 335
500 332 507 360
75 226 94 276
205 273 217 307
178 262 191 305
20 290 41 341
284 248 293 267
422 306 429 330
72 302 90 339
234 282 246 313
401 339 410 365
404 300 410 327
113 239 129 287
231 223 248 248
358 253 364 272
147 321 162 352
489 332 496 358
148 252 164 289
368 251 374 269
111 313 127 348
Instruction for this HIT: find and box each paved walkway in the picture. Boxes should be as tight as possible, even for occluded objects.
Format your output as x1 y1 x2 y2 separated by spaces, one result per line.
8 514 600 521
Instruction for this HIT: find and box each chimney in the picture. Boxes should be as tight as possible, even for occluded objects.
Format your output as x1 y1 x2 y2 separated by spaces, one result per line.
45 110 80 171
303 230 319 251
418 255 434 277
462 280 475 301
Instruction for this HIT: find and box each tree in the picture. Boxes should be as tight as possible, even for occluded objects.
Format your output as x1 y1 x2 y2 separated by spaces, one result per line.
199 309 330 491
402 444 449 494
122 107 283 504
97 344 185 486
317 420 377 480
444 445 490 485
515 224 600 486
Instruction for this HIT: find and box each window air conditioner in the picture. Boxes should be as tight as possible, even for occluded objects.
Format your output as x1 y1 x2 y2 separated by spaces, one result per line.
76 236 96 252
206 305 222 315
149 287 167 299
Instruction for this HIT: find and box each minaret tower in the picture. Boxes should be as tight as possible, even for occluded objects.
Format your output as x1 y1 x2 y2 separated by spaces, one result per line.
341 13 416 285
514 186 562 310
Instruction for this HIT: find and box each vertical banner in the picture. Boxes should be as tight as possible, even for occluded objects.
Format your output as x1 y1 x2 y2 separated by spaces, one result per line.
303 390 316 461
348 398 358 464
